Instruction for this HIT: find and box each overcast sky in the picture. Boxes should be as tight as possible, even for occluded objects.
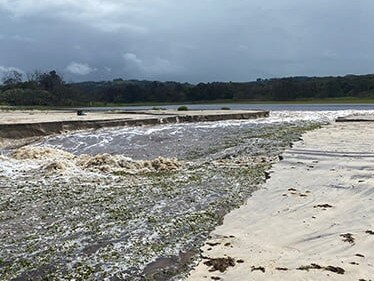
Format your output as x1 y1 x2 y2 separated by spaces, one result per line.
1 0 374 83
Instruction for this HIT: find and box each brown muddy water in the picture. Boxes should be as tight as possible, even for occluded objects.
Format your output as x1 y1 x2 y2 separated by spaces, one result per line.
0 110 371 280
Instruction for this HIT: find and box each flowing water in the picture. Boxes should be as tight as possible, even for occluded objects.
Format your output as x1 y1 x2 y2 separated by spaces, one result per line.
31 110 372 158
0 108 373 280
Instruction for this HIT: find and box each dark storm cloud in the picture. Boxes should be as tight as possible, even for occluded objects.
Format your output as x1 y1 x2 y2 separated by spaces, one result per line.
1 0 374 83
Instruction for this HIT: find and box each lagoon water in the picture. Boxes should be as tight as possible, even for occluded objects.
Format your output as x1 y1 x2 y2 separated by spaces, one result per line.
82 103 374 112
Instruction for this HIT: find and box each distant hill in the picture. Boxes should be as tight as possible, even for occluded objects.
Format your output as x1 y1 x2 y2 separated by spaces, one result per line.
1 71 374 106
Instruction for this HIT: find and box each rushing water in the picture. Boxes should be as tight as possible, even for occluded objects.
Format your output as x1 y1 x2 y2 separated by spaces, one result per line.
1 108 374 281
35 109 373 157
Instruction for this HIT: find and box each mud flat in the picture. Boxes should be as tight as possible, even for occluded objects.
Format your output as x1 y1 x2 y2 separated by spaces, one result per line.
0 109 269 139
187 121 374 281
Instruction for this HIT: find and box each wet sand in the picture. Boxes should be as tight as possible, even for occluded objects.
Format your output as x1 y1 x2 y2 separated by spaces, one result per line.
187 122 374 280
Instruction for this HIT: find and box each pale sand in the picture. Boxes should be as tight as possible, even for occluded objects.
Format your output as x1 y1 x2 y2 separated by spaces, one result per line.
0 110 265 125
0 110 159 124
187 122 374 280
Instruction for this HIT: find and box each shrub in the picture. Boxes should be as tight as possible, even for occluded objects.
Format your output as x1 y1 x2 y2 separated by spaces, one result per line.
0 88 53 105
177 105 188 111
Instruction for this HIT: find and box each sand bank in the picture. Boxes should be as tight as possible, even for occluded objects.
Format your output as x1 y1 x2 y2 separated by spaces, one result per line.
336 113 374 122
187 122 374 281
0 109 268 140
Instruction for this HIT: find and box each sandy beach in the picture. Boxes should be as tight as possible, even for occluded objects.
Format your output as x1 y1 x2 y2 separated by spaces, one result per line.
187 121 374 281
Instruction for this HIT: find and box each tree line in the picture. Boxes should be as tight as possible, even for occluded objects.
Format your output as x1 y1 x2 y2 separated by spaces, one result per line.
1 70 374 106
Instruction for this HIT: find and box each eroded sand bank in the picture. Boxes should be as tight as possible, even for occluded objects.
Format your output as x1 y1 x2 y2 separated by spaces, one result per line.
187 122 374 281
0 109 268 140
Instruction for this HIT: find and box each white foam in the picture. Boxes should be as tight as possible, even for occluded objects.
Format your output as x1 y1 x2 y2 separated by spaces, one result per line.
2 110 373 179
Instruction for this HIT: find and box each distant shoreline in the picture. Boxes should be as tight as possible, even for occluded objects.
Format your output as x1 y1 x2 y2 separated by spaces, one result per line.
1 97 374 111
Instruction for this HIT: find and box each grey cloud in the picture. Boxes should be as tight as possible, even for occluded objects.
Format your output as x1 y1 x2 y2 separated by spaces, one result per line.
0 65 25 75
10 35 36 43
1 0 374 83
122 52 185 78
66 62 96 75
0 33 35 43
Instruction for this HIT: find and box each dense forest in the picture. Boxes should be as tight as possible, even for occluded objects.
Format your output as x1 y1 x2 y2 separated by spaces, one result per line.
1 70 374 106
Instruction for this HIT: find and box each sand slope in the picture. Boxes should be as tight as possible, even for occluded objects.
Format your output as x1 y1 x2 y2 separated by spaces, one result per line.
187 122 374 281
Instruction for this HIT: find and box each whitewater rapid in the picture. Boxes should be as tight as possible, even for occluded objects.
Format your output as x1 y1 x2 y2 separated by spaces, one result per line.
19 110 371 157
